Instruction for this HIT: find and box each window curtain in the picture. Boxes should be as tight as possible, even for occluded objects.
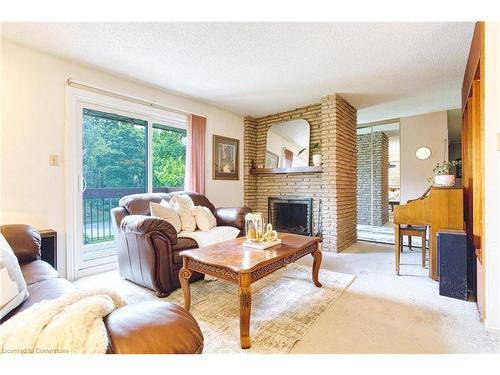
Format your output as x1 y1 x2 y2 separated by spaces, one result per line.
185 114 206 194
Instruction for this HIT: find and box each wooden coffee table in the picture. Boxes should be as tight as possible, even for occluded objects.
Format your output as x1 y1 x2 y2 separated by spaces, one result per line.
179 233 322 349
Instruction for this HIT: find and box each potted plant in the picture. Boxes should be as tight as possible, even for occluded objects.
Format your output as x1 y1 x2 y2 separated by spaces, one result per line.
310 143 321 166
432 160 458 186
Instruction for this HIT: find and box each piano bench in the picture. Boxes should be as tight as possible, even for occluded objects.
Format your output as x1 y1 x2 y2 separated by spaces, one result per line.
396 225 428 274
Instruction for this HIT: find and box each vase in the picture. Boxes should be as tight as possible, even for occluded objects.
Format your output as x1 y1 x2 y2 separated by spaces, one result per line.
245 212 264 242
312 154 322 166
434 174 456 187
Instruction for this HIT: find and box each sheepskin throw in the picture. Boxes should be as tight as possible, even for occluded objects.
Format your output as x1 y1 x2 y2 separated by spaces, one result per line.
0 289 125 354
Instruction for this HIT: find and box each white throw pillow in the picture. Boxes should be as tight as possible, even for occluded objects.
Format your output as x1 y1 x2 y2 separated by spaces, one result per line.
169 194 195 210
177 207 197 232
0 233 29 319
150 201 182 233
193 206 217 231
170 194 197 232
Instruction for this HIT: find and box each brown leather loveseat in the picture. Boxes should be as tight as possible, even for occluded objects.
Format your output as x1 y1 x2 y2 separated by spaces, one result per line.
0 224 204 354
111 192 251 297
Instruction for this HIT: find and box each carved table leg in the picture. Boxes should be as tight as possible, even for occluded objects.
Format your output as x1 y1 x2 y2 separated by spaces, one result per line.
239 273 252 349
179 259 192 311
311 248 323 287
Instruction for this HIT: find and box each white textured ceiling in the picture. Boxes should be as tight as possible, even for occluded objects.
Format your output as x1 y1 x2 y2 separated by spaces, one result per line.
1 22 474 122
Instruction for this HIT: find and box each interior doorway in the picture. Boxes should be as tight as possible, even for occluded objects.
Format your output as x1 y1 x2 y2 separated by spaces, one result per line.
356 121 400 244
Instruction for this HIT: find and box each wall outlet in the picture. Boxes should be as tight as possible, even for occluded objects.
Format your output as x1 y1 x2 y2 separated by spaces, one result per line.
49 155 59 166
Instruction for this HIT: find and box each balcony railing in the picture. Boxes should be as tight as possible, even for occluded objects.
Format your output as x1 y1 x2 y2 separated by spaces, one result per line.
83 186 182 245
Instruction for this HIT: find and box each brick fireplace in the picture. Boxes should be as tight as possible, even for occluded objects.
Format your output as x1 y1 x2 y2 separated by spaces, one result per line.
243 94 357 252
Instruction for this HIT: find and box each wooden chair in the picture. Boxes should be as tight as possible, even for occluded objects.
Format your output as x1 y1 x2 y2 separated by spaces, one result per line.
395 225 427 275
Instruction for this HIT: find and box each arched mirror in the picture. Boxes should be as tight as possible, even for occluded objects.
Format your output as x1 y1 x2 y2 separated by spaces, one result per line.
265 119 310 168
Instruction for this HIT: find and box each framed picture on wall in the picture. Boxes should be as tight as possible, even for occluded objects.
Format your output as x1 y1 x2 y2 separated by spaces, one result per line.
265 151 279 168
213 135 239 180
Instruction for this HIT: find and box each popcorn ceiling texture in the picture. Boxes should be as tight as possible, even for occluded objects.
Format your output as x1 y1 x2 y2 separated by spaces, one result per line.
2 23 474 121
244 94 357 252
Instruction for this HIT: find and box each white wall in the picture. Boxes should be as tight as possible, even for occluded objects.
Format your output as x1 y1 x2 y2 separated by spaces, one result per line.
0 27 3 224
1 39 244 276
484 22 500 332
388 135 400 188
400 111 449 203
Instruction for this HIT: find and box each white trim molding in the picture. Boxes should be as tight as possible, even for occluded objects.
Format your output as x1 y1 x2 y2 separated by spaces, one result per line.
484 22 500 333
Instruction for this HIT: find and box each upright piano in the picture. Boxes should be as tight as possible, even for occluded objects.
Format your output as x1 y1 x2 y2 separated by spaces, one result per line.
394 187 464 280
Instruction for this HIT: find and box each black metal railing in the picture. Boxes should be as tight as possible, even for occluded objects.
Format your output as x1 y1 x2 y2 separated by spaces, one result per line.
83 186 183 245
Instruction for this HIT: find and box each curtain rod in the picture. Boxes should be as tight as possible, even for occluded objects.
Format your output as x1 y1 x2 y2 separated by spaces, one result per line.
66 78 207 119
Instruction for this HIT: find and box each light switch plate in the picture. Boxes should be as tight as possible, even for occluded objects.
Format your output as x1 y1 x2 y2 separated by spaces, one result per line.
49 155 59 166
497 133 500 151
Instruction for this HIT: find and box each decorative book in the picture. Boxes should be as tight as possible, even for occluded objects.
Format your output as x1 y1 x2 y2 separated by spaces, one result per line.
242 239 282 250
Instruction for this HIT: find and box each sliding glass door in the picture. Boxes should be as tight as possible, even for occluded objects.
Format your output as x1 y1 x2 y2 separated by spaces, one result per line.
73 100 187 274
152 124 187 192
356 121 400 244
81 108 148 265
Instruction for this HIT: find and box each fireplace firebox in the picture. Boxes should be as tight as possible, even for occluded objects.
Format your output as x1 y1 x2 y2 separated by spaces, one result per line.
268 197 313 236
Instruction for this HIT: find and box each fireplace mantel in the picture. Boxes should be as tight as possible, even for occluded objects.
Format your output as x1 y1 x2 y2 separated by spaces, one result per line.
249 166 323 175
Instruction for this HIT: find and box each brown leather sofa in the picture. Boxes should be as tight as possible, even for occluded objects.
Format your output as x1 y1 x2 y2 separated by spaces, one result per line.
111 191 251 297
0 224 204 354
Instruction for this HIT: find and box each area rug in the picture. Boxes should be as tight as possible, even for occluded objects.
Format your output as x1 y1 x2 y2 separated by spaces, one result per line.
74 264 355 353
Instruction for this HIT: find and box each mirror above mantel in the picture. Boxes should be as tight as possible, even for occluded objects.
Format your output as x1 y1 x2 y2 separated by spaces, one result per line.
250 119 322 175
266 119 310 168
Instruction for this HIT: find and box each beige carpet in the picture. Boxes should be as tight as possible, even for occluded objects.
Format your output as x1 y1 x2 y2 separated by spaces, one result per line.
292 242 500 354
74 263 355 353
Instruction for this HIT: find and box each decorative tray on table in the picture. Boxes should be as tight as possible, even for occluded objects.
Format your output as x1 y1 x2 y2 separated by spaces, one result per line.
242 239 282 250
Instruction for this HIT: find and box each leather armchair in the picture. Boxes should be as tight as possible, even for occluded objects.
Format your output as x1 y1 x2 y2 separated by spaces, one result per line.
214 207 249 235
118 215 184 297
111 191 251 297
0 224 203 354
